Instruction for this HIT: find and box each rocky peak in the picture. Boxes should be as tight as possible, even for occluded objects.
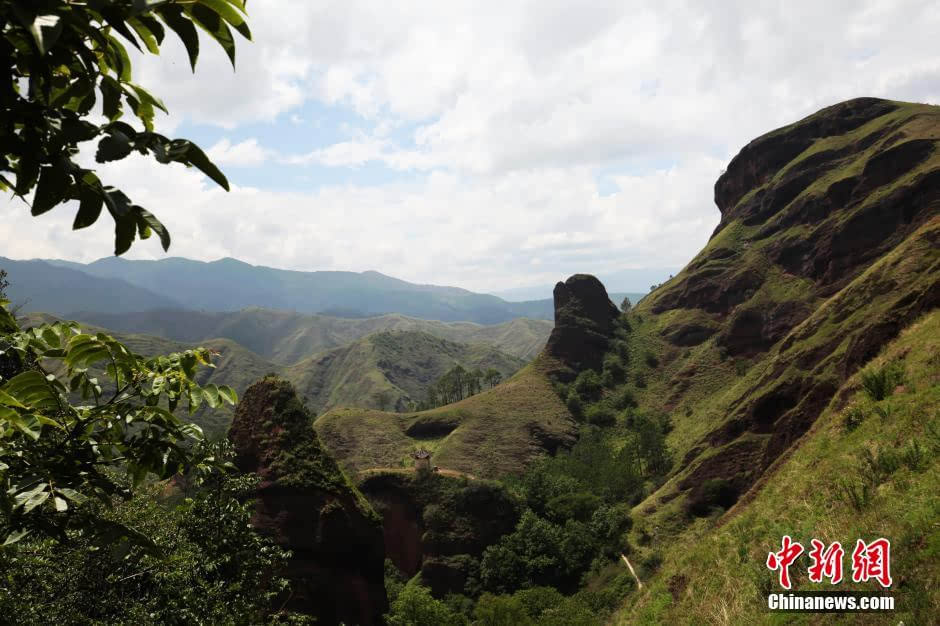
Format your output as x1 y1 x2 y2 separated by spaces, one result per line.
545 274 619 380
714 97 900 218
228 376 388 625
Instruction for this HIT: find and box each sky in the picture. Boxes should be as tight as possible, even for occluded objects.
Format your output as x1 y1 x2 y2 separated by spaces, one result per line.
2 0 939 293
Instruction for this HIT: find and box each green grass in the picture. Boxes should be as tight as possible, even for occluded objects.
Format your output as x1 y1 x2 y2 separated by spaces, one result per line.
316 355 577 479
617 311 940 625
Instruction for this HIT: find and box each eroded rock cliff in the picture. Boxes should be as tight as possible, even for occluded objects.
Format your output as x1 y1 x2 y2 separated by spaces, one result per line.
228 376 388 625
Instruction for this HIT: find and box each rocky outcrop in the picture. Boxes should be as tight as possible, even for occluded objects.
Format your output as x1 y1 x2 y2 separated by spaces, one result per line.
545 274 620 380
228 377 388 625
637 98 940 512
359 472 520 598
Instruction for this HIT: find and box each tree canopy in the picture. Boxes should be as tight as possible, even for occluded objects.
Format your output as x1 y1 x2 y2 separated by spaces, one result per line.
0 0 249 255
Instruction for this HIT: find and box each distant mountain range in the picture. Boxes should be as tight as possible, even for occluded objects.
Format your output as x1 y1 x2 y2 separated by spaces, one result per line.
1 256 646 324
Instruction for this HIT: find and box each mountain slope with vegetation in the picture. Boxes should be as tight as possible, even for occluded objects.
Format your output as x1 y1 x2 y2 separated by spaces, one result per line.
320 98 938 624
529 97 939 624
315 355 578 478
70 307 553 363
620 310 939 625
17 315 529 437
286 330 527 414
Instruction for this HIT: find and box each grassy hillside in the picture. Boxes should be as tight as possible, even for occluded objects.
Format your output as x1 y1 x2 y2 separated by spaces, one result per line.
315 355 577 478
286 330 527 413
70 308 553 363
523 98 939 624
618 310 939 625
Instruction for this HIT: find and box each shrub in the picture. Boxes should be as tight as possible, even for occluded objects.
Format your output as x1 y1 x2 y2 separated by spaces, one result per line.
900 440 928 472
835 479 872 512
387 583 465 626
859 447 901 486
566 391 584 419
473 594 533 626
613 388 638 410
585 404 617 427
546 492 603 523
686 478 738 517
635 373 647 388
611 339 630 361
644 351 659 368
602 355 626 385
573 370 603 401
860 361 905 401
842 405 867 432
512 587 564 620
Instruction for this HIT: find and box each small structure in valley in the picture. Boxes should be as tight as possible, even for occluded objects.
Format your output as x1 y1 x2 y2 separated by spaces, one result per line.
411 449 432 473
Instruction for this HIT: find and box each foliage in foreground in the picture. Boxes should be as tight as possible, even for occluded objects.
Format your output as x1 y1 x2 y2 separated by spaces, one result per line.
0 302 237 546
0 448 308 625
1 0 250 255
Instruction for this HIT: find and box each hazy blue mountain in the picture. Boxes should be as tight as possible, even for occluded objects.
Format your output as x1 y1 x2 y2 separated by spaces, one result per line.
27 256 557 323
1 257 182 315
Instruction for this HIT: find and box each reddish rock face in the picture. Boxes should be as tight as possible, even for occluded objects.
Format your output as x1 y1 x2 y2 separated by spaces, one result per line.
228 377 388 625
636 98 940 513
545 274 620 380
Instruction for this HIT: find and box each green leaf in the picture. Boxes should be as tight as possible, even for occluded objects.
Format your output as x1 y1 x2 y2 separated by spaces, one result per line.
1 371 60 410
97 128 134 163
107 34 134 81
57 487 89 505
20 13 65 55
181 141 230 190
200 0 252 40
114 215 137 256
74 189 104 230
0 389 27 409
202 384 220 407
14 150 40 196
2 529 30 546
16 483 50 513
187 4 236 67
31 164 72 216
217 385 237 405
54 496 68 512
159 4 200 71
134 208 171 251
127 16 161 54
100 76 123 121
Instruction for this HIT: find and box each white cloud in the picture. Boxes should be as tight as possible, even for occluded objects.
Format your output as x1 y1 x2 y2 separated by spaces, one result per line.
207 138 272 167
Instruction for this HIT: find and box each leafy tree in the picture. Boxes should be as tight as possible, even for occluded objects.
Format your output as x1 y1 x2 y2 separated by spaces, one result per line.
484 368 502 388
386 583 465 626
473 593 533 626
0 269 7 299
0 303 236 546
620 296 632 313
0 0 250 255
0 444 306 624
